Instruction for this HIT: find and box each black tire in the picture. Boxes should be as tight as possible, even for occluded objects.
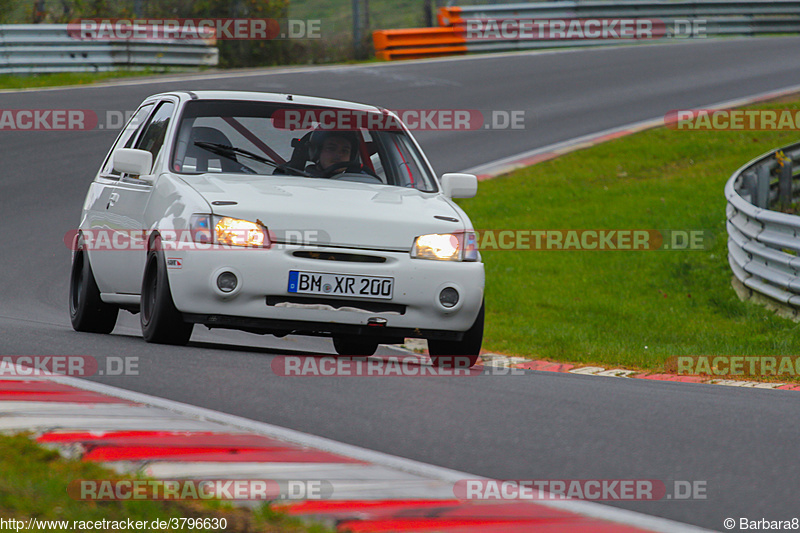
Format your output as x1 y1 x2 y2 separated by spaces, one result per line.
332 337 379 356
69 241 119 333
428 301 484 368
140 239 193 345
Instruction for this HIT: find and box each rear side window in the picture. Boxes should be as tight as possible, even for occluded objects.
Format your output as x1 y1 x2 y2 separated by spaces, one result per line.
99 104 154 178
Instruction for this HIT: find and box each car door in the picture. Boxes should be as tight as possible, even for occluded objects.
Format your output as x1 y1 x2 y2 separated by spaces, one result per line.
84 102 154 294
103 99 177 295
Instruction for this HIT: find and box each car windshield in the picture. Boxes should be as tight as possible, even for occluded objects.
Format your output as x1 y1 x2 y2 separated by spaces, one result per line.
171 100 438 192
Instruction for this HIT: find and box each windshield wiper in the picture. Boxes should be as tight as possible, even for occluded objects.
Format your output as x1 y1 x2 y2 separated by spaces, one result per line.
193 141 311 177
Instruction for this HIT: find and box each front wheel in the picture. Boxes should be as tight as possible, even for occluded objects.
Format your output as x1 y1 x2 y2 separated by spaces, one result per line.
69 241 119 333
428 301 484 368
140 240 193 345
332 337 379 356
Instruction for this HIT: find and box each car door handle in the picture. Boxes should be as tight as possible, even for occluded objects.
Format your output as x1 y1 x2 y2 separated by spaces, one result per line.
106 192 120 209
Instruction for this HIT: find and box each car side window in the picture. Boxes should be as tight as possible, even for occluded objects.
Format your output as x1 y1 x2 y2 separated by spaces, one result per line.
98 104 154 179
133 101 176 174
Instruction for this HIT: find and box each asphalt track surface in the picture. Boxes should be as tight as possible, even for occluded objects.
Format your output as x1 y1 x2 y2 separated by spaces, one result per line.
3 37 800 531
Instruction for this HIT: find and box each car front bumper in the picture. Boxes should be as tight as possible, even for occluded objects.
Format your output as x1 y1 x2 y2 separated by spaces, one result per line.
165 243 484 338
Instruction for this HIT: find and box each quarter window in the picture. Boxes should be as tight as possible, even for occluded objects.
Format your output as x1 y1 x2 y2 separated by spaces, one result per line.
99 104 154 178
133 101 176 174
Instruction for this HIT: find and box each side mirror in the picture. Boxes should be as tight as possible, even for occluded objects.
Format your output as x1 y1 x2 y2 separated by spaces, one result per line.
441 173 478 199
113 148 153 178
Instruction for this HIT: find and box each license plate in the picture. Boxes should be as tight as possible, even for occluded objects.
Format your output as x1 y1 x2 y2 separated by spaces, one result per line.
288 271 394 300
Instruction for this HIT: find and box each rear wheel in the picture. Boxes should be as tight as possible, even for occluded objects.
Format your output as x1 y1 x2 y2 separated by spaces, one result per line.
69 240 119 333
140 238 193 345
428 301 484 368
332 337 379 356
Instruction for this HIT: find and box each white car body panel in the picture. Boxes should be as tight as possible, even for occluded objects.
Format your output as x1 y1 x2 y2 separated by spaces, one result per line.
186 174 465 250
77 90 485 341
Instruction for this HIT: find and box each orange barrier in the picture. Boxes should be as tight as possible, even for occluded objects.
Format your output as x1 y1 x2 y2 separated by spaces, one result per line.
437 6 464 28
372 27 466 61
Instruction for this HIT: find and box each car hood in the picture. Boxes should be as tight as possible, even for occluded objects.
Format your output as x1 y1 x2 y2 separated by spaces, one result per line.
182 175 468 251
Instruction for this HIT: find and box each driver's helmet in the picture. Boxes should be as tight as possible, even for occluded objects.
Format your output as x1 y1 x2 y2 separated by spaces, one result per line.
307 128 361 166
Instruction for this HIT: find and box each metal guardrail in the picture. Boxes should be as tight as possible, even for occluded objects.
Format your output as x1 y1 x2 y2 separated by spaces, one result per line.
0 25 218 74
375 0 800 60
726 142 800 311
438 0 800 24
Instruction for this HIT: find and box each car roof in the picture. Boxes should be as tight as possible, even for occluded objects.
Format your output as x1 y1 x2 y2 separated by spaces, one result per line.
149 90 384 114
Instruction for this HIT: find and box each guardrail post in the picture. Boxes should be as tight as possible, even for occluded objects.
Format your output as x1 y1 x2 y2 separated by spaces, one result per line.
756 164 770 209
779 157 793 211
742 171 756 203
425 0 433 27
353 0 362 58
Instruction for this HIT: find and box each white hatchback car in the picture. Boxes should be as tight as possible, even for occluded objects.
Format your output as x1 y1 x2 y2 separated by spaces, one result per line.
69 91 485 366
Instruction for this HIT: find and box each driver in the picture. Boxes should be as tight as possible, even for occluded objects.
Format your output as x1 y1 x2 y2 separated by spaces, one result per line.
305 129 362 177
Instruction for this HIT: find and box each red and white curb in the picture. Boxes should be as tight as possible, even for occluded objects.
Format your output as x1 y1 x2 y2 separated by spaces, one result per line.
0 366 711 532
462 82 800 180
480 354 800 392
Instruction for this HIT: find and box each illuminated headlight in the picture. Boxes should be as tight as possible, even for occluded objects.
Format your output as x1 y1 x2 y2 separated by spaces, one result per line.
190 214 270 247
411 232 478 261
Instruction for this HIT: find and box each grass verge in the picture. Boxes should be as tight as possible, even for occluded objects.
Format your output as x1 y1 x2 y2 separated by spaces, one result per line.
0 70 199 91
457 97 800 376
0 433 331 532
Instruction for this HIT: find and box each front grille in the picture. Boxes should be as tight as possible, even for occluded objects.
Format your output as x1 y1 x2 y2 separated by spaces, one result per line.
292 251 386 263
266 295 405 315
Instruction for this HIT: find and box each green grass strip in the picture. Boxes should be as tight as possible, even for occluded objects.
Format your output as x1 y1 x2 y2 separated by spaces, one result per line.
0 70 195 90
457 98 800 374
0 433 332 532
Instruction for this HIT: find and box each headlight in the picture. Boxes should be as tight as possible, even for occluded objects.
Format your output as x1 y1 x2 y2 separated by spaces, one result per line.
190 214 270 248
411 232 478 261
